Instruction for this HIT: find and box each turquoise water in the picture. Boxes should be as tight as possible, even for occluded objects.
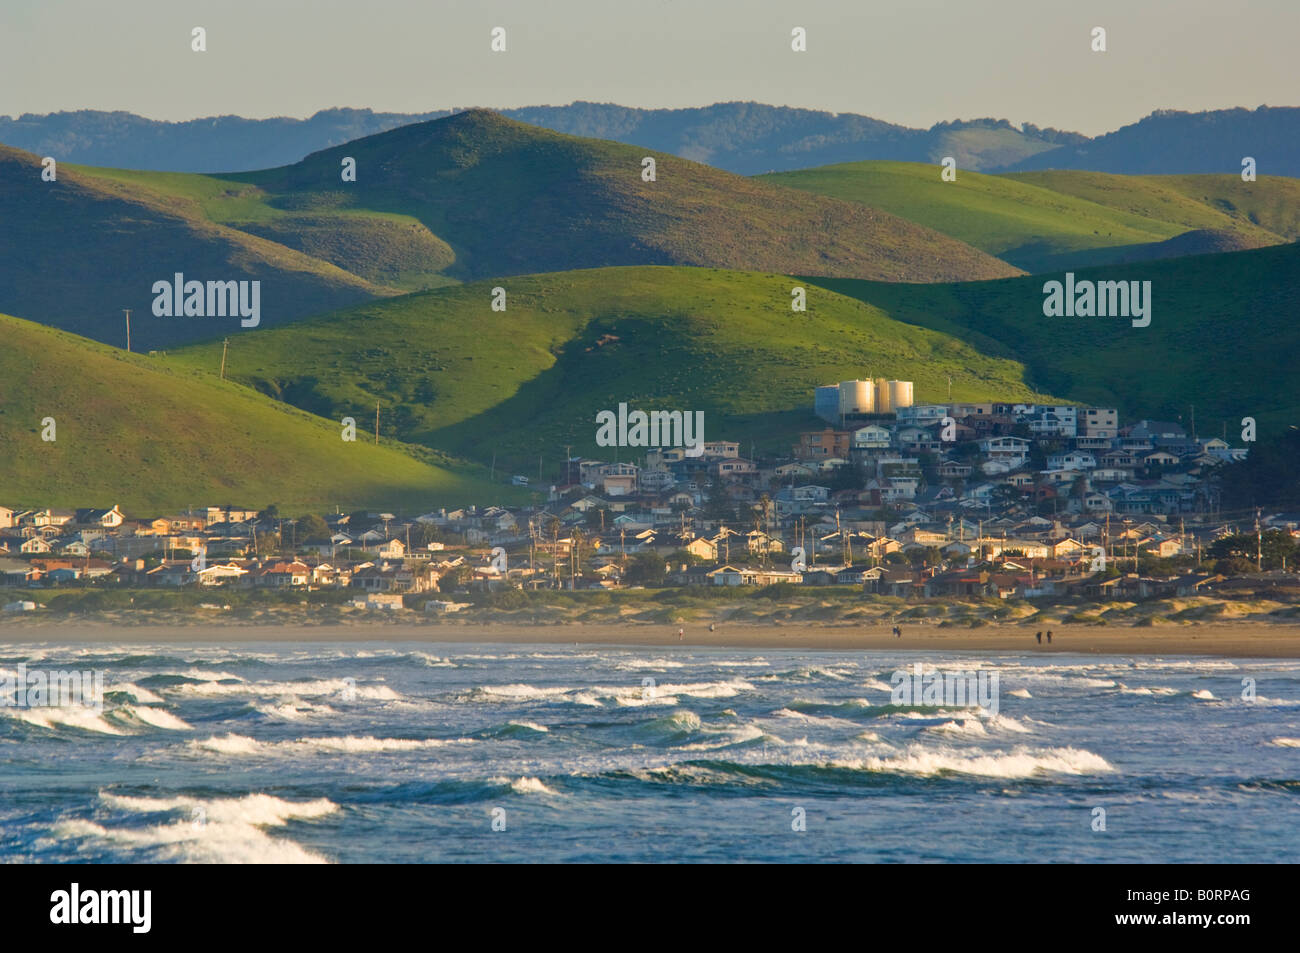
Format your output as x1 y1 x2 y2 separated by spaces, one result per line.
2 641 1298 863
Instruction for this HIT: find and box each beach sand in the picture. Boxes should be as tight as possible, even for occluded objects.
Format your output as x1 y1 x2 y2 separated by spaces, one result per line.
2 621 1300 657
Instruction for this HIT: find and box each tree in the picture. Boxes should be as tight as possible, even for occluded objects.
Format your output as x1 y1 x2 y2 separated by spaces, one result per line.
625 551 667 587
1206 530 1296 571
298 514 330 544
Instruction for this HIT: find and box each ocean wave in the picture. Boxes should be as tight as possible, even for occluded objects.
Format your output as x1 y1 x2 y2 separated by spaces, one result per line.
190 733 475 757
168 676 399 702
846 744 1114 779
3 705 126 735
1113 683 1180 696
613 658 686 670
1270 738 1300 747
48 791 339 863
1008 689 1033 699
106 682 166 705
248 699 338 721
466 678 753 708
109 705 192 731
1252 695 1300 708
490 720 551 738
491 776 560 796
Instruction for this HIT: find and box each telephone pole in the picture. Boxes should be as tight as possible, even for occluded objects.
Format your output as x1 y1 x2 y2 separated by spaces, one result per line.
123 309 132 352
220 338 229 380
1256 507 1263 572
374 401 380 444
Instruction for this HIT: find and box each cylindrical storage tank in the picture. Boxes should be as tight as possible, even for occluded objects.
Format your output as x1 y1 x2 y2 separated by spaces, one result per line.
888 380 914 411
874 378 893 414
839 379 874 415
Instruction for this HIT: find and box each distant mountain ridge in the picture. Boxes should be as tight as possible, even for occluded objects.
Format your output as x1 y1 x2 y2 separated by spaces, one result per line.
17 102 1295 176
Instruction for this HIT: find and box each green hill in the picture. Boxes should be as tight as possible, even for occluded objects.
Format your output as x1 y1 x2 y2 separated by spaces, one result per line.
0 146 385 351
163 266 1056 467
71 110 1022 288
1005 171 1300 242
0 312 521 512
805 241 1300 432
762 161 1287 272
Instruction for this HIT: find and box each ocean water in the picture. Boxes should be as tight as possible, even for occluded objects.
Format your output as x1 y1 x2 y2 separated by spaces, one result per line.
2 640 1298 863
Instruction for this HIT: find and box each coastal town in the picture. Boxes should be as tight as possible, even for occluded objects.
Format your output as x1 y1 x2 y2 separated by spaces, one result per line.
2 379 1297 616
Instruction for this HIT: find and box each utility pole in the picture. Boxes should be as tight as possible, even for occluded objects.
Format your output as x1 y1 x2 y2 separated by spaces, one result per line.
123 309 132 352
1256 507 1263 572
374 401 380 444
220 338 229 380
1104 512 1110 570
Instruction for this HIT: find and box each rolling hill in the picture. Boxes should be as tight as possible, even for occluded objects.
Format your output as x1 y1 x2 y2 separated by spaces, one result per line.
804 241 1300 432
0 312 519 512
71 110 1020 287
1004 171 1300 242
0 145 384 350
161 266 1057 467
763 161 1291 272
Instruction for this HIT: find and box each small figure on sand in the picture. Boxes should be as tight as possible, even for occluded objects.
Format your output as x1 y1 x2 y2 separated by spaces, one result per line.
1036 631 1042 644
709 622 716 633
1046 630 1053 644
893 625 901 638
678 626 684 641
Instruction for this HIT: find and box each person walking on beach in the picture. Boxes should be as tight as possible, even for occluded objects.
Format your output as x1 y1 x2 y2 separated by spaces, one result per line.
1047 630 1053 644
678 626 684 641
1036 631 1042 644
709 622 716 633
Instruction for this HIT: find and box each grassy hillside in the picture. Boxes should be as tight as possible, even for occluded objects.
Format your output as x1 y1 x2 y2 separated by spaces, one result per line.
0 146 385 350
805 241 1300 431
764 161 1287 272
0 312 523 512
163 267 1056 466
1006 171 1300 242
72 110 1021 286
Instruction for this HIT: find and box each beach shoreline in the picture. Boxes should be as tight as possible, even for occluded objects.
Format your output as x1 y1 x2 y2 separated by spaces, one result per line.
3 620 1300 657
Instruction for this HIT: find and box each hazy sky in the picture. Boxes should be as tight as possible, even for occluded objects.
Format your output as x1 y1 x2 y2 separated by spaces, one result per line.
2 0 1296 135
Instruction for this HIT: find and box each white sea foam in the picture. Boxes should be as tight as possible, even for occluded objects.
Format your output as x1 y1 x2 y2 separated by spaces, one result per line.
846 744 1114 779
503 720 550 733
51 791 339 863
614 658 685 670
1252 695 1300 708
1191 689 1216 700
925 718 987 736
1008 689 1033 699
1114 683 1180 696
1270 737 1300 748
492 776 559 796
4 706 126 734
250 699 337 721
112 705 192 731
190 733 474 757
468 678 752 708
678 723 767 751
170 676 399 701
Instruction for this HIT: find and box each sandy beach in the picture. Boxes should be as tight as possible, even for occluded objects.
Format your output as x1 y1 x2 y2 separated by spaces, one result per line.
3 621 1300 657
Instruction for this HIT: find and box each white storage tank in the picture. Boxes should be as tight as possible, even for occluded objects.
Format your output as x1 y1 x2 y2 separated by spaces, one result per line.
874 377 893 413
839 379 874 415
888 380 914 411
